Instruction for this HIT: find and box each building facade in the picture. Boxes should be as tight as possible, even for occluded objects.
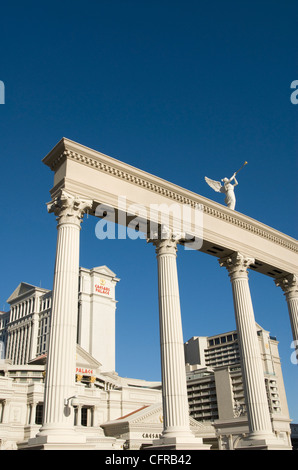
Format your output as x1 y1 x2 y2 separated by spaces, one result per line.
0 268 295 450
184 326 292 449
77 266 119 372
1 266 119 371
0 349 162 450
0 266 162 450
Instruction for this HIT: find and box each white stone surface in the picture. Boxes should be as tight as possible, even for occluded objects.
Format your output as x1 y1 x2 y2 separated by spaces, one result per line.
78 266 119 372
219 252 290 449
148 229 209 449
275 274 298 363
43 138 298 276
31 191 92 447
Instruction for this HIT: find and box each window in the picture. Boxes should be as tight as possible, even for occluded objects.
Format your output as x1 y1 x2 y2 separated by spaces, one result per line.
80 406 94 427
0 401 4 423
35 403 43 425
81 407 88 426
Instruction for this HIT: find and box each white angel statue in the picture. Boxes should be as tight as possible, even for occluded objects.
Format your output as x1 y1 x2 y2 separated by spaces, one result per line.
205 173 238 210
205 162 247 210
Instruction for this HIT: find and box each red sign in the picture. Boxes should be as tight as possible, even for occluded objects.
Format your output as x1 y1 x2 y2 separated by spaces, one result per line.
95 283 110 295
76 367 93 375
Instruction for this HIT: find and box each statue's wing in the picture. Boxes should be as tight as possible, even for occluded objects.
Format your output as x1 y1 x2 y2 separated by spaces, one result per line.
204 176 223 193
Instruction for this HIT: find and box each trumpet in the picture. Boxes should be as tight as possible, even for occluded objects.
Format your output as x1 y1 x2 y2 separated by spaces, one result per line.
234 161 248 175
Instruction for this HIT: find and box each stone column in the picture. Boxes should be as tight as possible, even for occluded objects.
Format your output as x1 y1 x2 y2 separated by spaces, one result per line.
75 404 82 427
275 274 298 364
148 226 208 450
7 331 12 361
5 334 11 362
30 402 37 425
29 312 39 361
2 399 11 424
33 191 92 446
19 327 24 364
219 252 279 449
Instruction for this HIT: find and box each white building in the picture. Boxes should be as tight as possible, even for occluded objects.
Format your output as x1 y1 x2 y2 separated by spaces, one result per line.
77 266 119 372
184 326 293 449
3 266 119 372
0 266 163 450
0 267 295 450
0 351 163 450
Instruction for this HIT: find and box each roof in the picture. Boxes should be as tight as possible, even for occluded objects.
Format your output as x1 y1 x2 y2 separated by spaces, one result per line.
102 403 215 437
28 344 102 370
117 406 149 420
6 282 49 304
28 354 47 365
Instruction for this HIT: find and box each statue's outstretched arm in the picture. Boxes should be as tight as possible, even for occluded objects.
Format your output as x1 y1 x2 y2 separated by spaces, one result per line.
233 175 238 187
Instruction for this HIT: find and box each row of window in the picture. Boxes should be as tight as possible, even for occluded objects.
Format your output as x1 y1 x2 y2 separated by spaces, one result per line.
39 297 51 312
187 372 281 422
9 295 52 324
10 299 36 321
208 333 238 347
0 402 93 427
0 315 9 329
7 325 32 365
1 313 51 364
36 315 51 356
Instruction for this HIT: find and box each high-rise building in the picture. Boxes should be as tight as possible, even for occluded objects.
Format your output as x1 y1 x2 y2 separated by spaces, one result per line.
184 326 292 449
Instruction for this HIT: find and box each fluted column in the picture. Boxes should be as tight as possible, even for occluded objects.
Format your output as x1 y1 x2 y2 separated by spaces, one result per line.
37 190 92 442
5 333 11 361
2 399 11 424
148 227 208 449
29 313 39 361
275 274 298 363
30 402 37 425
219 252 274 441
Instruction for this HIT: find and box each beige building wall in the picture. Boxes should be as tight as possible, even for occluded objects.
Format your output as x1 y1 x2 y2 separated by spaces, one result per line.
214 368 234 420
185 325 292 449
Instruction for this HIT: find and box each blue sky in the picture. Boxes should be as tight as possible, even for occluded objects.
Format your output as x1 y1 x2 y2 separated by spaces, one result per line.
0 1 297 421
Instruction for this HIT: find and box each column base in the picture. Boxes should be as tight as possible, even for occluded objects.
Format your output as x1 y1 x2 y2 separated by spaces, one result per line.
23 425 87 450
148 432 210 450
237 433 292 450
20 441 96 451
20 426 124 450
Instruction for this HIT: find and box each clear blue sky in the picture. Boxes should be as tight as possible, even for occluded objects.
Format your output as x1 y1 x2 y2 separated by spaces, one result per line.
0 1 297 421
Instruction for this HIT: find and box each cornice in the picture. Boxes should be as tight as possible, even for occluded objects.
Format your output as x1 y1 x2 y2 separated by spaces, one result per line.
43 138 298 255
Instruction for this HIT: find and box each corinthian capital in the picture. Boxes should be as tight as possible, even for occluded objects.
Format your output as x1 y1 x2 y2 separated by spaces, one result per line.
147 225 185 256
219 252 255 279
275 274 298 299
47 190 93 226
